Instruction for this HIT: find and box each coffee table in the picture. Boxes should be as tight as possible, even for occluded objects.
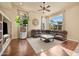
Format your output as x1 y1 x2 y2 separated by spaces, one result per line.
40 34 54 43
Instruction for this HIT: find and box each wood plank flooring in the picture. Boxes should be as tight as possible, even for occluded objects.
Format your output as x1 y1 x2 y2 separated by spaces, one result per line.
2 39 37 56
2 38 78 56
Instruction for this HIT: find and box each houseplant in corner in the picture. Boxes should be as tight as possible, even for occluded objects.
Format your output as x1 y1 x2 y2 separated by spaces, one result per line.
15 14 29 39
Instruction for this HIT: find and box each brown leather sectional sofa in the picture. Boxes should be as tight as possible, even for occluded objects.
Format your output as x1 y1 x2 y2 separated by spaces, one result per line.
31 30 67 41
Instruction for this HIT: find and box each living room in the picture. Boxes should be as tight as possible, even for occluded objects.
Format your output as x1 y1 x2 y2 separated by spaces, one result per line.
0 2 79 56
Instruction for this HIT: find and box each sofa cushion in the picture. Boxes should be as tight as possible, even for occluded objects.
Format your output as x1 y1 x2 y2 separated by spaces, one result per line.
54 34 65 41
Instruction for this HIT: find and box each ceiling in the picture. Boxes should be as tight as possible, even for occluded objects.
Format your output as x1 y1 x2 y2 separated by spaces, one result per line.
0 2 79 20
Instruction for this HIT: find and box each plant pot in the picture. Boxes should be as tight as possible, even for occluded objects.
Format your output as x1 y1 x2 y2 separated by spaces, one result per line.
20 32 27 39
20 25 27 39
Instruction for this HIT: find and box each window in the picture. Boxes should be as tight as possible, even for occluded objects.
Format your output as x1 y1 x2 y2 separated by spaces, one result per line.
49 15 64 30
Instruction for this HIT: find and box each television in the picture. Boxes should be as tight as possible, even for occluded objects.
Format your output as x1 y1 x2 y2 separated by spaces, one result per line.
3 22 8 35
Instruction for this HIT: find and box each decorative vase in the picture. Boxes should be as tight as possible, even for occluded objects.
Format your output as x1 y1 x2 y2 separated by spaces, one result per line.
20 24 27 39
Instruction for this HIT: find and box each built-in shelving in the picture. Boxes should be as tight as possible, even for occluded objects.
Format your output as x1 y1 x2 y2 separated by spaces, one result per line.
0 13 3 53
0 12 11 56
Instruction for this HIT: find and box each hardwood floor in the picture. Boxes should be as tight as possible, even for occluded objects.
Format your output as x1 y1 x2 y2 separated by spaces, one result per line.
2 39 37 56
2 38 79 56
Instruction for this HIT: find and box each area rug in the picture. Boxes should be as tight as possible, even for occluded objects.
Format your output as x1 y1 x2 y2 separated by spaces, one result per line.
62 40 79 51
27 38 62 54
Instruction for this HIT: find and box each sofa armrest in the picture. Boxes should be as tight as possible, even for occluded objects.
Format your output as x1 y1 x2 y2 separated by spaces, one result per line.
54 30 67 41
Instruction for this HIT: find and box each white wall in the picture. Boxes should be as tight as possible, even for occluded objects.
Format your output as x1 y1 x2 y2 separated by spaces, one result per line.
28 12 41 37
65 5 79 40
28 12 50 36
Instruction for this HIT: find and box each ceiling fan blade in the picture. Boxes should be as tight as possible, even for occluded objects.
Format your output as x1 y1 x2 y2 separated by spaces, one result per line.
45 9 50 12
40 5 43 8
46 5 50 8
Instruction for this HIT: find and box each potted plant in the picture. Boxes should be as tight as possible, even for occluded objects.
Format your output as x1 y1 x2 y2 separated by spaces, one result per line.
15 14 29 39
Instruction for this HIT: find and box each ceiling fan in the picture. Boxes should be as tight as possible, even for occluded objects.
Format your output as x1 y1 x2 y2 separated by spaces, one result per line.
38 2 51 13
